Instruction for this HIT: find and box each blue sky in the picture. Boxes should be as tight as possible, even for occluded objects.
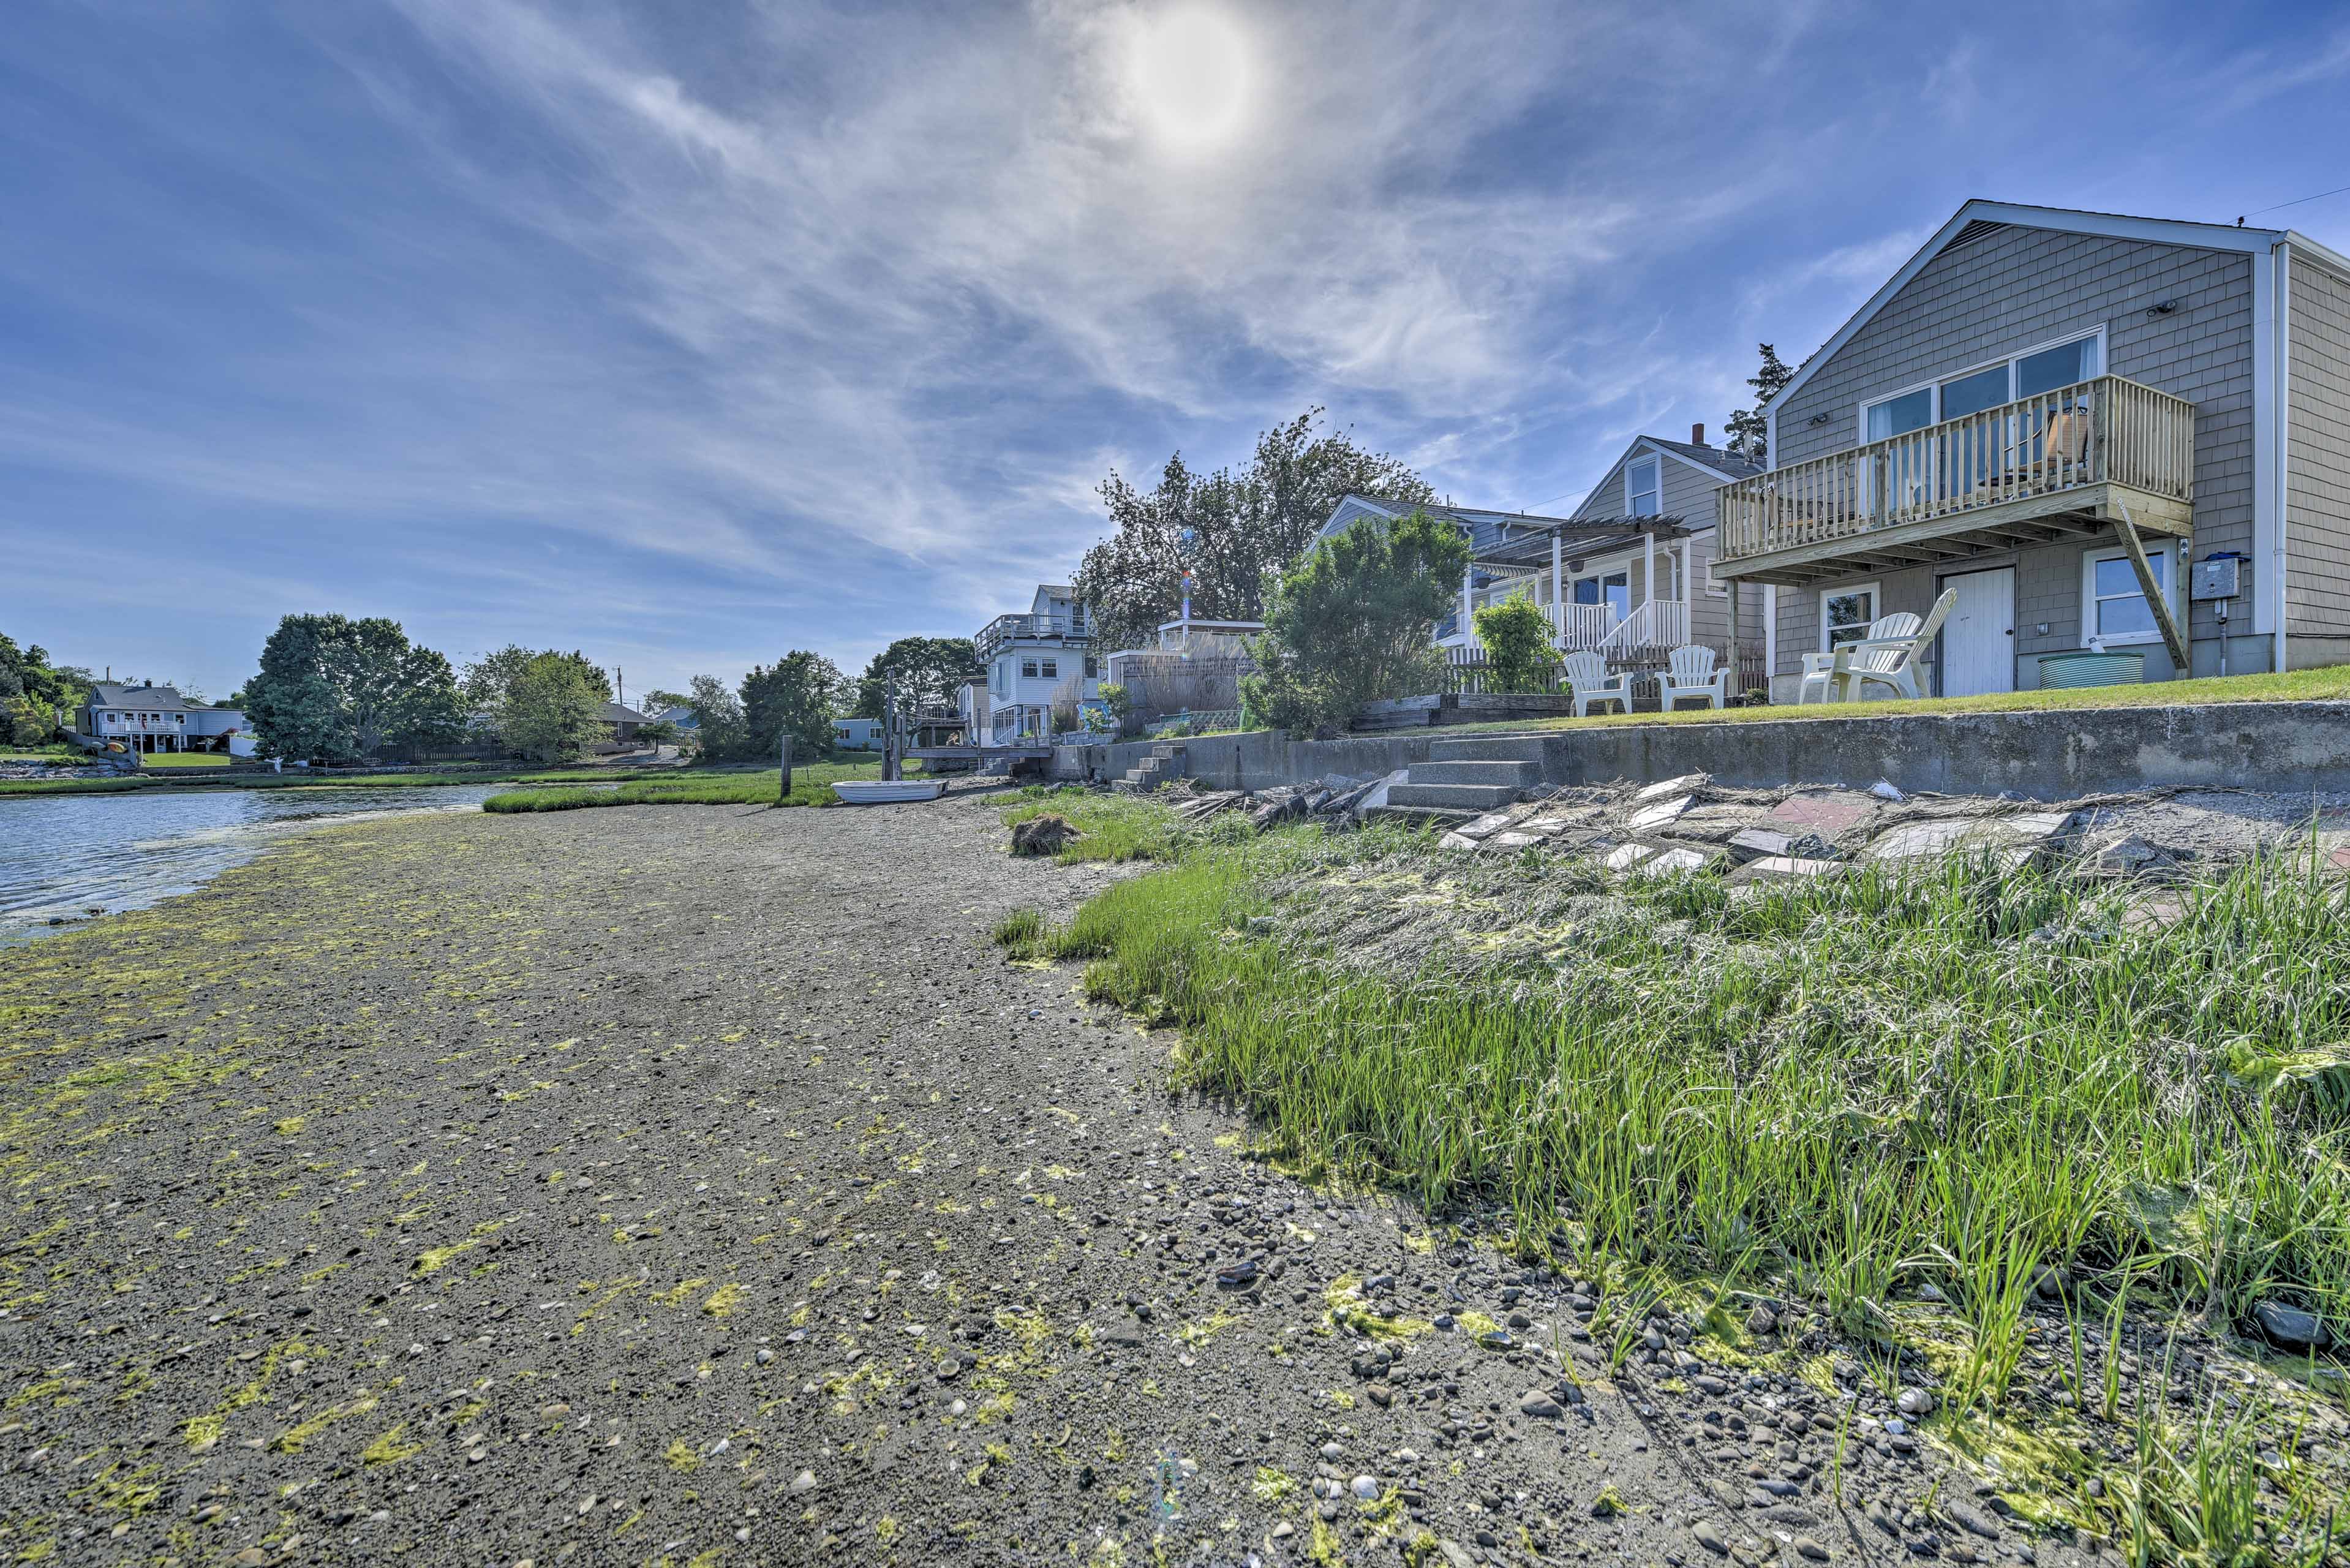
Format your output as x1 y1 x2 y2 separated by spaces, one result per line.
8 1 2349 700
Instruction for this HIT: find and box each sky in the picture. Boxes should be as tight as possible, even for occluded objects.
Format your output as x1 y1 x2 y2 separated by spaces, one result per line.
7 0 2350 702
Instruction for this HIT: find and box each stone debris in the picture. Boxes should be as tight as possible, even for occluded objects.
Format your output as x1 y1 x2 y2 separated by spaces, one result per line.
1009 814 1082 856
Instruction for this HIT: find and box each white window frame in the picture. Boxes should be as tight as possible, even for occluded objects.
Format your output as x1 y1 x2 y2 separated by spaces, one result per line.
1624 455 1661 518
1038 658 1058 680
1020 657 1039 679
2079 541 2177 649
1855 328 2106 445
1818 579 1884 652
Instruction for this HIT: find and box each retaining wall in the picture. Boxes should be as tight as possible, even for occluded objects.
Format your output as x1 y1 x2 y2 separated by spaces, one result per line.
1049 701 2350 801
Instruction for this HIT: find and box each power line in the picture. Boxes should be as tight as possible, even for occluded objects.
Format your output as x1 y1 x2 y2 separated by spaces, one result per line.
2240 181 2350 224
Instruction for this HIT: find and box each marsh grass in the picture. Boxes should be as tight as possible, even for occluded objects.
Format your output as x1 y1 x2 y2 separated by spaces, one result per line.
1019 824 2350 1340
483 763 884 812
998 787 1235 864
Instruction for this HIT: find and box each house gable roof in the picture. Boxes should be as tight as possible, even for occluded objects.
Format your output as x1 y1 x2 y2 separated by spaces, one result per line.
1763 199 2350 428
88 684 191 711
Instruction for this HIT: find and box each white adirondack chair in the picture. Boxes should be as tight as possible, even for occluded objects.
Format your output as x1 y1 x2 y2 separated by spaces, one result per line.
1799 590 1959 703
1659 645 1729 711
1804 592 1955 700
1562 650 1634 718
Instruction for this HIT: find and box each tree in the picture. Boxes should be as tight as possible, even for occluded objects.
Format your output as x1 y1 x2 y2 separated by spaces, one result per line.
740 651 849 763
685 674 747 759
244 614 471 763
463 646 611 716
1240 510 1472 731
1724 344 1796 466
0 633 89 744
851 637 981 718
1472 592 1560 694
639 688 693 715
1072 409 1436 653
497 651 608 763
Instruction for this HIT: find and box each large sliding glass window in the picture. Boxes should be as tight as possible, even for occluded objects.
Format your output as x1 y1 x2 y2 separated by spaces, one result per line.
2017 336 2099 398
1865 387 1932 442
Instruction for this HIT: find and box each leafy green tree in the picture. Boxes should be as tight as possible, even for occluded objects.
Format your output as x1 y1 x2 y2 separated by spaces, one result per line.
740 651 850 763
463 646 611 718
1240 510 1471 731
244 614 470 762
0 633 89 744
684 674 746 759
497 651 608 763
1073 408 1436 652
1725 343 1796 465
1471 592 1560 694
851 637 981 718
639 688 693 715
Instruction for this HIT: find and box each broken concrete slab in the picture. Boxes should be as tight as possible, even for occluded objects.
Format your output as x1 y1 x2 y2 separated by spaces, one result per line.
1601 842 1656 871
1627 794 1694 834
1771 792 1876 837
1634 773 1708 802
1485 831 1545 851
1866 819 1982 860
1438 831 1479 852
1456 811 1520 840
1632 846 1712 878
1729 827 1796 859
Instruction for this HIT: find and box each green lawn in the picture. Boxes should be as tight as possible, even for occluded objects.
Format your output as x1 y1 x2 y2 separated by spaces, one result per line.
1441 663 2350 736
138 751 233 767
483 761 886 813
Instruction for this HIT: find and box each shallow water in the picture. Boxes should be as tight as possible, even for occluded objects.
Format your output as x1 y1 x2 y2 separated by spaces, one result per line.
0 783 508 943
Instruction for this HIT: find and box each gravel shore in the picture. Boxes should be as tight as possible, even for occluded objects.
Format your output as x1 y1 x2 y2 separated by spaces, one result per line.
0 793 2175 1565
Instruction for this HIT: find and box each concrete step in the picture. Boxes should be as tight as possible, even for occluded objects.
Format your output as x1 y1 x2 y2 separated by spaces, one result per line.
1385 781 1521 812
1407 759 1541 787
1427 736 1551 763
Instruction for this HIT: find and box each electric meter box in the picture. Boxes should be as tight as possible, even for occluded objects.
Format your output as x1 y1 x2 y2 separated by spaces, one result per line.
2190 557 2240 601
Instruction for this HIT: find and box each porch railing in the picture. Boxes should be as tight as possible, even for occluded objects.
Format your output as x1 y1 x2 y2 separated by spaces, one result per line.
1595 598 1688 653
1717 374 2195 564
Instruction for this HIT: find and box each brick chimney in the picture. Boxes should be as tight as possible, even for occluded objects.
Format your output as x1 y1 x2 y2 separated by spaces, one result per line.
1691 423 1706 446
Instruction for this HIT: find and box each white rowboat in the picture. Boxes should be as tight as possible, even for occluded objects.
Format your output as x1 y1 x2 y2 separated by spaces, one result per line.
831 780 946 805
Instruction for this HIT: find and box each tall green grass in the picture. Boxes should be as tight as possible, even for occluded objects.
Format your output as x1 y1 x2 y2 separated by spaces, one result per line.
1015 827 2350 1334
484 763 883 812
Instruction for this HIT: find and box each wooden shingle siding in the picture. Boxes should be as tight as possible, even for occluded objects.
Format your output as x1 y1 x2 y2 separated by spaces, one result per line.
2289 253 2350 648
1770 224 2259 676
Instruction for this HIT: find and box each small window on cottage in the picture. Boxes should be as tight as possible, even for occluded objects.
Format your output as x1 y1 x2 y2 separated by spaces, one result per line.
1038 659 1057 679
1627 458 1660 518
1821 584 1880 650
2086 548 2170 642
1021 658 1039 679
1083 656 1100 679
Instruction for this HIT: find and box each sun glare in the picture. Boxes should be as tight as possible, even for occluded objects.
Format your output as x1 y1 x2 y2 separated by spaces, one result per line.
1127 4 1251 154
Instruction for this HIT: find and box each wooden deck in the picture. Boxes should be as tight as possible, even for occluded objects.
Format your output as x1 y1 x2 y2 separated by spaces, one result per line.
1715 375 2194 587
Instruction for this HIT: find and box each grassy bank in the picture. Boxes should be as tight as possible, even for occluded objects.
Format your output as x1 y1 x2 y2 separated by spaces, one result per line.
1441 662 2350 736
484 762 883 812
1000 786 1233 864
1008 825 2350 1332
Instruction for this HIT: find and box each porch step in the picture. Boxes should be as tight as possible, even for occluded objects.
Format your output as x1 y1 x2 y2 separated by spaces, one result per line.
1117 741 1188 791
1426 736 1552 764
1385 781 1522 812
1406 759 1542 788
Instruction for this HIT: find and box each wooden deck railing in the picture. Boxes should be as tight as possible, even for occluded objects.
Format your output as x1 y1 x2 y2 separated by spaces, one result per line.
1717 375 2194 563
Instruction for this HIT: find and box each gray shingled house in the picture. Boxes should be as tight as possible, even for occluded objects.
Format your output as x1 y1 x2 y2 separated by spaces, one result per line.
1713 200 2350 701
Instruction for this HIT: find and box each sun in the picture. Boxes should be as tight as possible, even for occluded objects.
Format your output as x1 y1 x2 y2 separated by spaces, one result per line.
1127 4 1252 154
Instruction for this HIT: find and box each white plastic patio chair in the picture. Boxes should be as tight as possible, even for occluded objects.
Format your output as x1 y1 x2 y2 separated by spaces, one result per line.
1562 650 1635 718
1659 645 1730 710
1799 590 1957 703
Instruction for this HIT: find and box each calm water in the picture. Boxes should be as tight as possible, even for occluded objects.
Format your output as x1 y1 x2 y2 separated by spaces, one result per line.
0 783 510 943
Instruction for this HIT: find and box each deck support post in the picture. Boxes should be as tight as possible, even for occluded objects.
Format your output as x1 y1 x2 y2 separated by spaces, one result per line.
2115 502 2191 672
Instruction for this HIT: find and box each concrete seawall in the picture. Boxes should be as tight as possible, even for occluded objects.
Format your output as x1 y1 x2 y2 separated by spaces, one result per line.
1052 701 2350 801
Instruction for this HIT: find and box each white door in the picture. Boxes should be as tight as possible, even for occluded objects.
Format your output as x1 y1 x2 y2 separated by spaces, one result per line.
1939 567 2015 696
